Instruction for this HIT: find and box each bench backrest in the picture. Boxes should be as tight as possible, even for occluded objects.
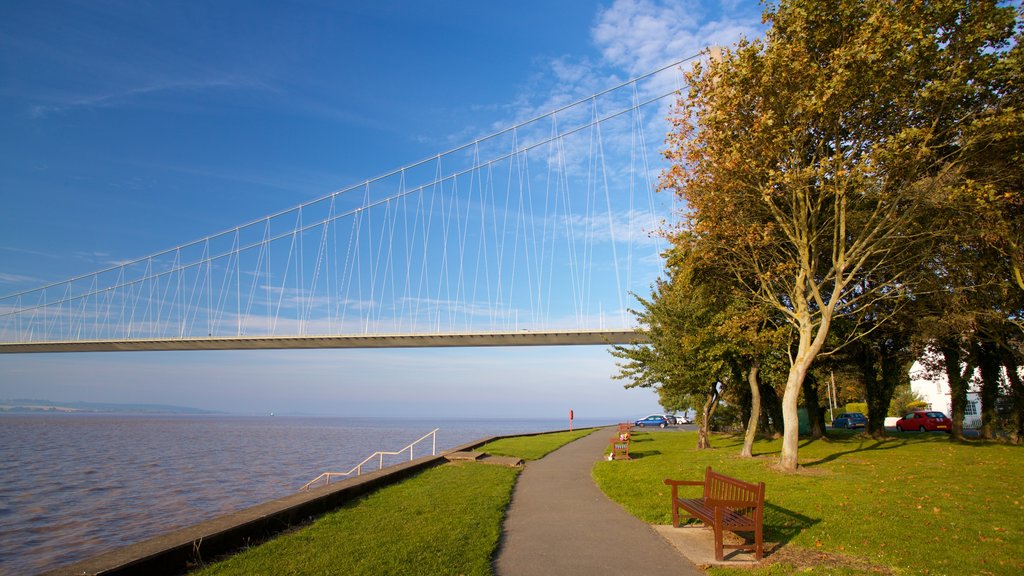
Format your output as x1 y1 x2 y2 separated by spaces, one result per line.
701 466 765 511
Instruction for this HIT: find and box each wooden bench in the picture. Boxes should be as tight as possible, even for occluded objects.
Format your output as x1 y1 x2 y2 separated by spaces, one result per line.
609 426 631 460
664 466 765 561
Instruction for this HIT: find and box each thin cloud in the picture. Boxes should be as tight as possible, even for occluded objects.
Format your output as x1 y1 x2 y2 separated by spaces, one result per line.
29 76 266 119
0 272 40 285
0 245 57 258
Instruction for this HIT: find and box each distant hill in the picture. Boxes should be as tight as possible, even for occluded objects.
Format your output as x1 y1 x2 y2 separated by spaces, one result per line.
0 399 223 415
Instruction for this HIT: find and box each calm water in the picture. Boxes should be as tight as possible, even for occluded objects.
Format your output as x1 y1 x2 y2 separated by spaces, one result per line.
0 413 606 575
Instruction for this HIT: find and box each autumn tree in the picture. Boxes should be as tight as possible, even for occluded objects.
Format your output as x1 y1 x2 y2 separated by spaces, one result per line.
958 25 1024 294
611 248 727 449
661 0 1019 469
612 239 782 453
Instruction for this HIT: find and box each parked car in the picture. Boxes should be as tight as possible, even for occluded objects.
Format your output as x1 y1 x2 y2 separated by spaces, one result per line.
634 415 668 428
641 413 676 425
832 412 867 429
659 413 679 425
895 410 952 433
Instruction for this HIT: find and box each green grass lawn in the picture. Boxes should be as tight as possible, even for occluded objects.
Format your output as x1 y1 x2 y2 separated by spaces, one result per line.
192 429 593 575
593 430 1024 576
478 428 594 460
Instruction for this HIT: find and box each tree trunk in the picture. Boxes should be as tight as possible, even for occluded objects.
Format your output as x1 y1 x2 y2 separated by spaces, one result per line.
780 367 805 469
761 380 784 436
851 338 901 436
741 363 761 457
739 379 752 433
780 306 830 470
1000 348 1023 445
972 339 1002 440
873 348 908 438
801 372 825 439
696 382 720 449
939 339 971 440
869 357 902 439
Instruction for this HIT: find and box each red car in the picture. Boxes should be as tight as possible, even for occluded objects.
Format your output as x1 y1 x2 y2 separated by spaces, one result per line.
895 410 952 433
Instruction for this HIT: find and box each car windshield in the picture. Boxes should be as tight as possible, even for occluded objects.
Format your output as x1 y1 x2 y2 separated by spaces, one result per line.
926 412 946 418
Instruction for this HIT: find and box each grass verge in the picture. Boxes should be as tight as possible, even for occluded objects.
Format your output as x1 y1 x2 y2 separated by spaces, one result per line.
192 428 592 575
592 430 1024 576
478 428 595 460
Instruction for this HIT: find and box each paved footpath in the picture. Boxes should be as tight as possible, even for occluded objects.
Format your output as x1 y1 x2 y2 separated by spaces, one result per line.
494 428 705 575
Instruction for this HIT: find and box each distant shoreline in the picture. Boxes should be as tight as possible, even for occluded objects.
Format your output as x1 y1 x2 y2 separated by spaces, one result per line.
0 398 223 415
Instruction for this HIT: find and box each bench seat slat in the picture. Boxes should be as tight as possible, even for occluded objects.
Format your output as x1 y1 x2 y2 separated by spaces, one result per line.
677 498 754 529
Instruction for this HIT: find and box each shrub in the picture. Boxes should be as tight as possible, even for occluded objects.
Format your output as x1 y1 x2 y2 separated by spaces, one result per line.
710 402 743 431
844 402 868 415
888 386 926 416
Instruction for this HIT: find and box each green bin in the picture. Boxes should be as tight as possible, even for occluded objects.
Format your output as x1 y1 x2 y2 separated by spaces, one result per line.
797 407 810 435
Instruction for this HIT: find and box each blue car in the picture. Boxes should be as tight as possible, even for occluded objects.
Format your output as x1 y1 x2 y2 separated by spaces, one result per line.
832 412 867 429
634 415 668 428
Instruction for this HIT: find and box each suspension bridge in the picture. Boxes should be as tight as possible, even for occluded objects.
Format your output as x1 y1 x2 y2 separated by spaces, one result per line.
0 56 700 354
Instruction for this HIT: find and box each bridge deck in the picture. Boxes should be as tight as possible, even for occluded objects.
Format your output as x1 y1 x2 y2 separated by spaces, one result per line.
0 329 649 354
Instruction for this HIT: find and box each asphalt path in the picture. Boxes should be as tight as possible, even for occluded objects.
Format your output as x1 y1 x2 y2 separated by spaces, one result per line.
493 427 704 576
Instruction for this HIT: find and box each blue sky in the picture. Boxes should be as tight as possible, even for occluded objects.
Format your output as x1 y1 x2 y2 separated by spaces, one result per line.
0 1 764 418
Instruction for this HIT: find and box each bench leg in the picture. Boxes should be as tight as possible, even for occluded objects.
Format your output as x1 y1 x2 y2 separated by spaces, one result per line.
714 508 724 561
669 486 680 528
755 520 763 560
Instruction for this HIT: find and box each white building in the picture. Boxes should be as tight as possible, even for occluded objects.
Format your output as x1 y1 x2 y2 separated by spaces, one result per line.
908 360 982 429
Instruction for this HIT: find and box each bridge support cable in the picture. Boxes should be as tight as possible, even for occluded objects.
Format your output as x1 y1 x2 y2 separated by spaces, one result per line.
0 52 709 350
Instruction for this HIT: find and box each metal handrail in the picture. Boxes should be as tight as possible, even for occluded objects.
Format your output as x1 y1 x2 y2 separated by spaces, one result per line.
301 428 439 491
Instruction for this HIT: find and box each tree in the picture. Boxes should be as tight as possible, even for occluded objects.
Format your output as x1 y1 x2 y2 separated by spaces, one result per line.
959 27 1024 293
612 240 780 452
661 0 1019 469
611 248 731 449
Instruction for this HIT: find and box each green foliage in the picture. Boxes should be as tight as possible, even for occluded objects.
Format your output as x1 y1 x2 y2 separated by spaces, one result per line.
594 431 1024 575
657 387 700 414
612 240 790 449
889 384 927 417
843 402 868 416
710 401 743 431
659 0 1021 468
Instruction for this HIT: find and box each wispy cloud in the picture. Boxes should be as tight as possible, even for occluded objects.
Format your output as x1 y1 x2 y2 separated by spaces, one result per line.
29 76 266 119
0 245 58 258
0 272 40 285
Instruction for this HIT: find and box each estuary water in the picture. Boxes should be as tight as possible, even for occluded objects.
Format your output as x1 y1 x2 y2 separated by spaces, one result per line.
0 413 607 575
